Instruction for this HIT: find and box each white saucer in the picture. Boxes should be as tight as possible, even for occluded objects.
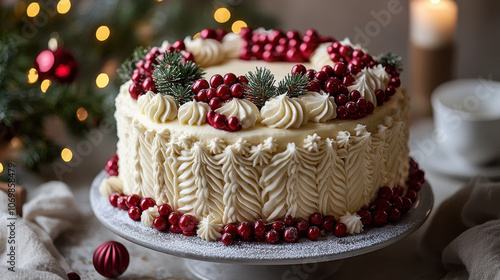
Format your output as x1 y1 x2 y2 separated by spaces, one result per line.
410 120 500 179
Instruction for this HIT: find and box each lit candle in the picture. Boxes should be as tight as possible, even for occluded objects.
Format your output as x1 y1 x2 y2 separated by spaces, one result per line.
410 0 458 49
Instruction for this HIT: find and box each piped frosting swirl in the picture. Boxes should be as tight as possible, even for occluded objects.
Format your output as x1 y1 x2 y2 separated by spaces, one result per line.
339 212 363 234
348 68 386 106
299 91 337 122
196 214 223 241
141 205 159 227
260 94 308 129
215 98 260 129
184 37 224 67
138 91 178 123
178 101 210 125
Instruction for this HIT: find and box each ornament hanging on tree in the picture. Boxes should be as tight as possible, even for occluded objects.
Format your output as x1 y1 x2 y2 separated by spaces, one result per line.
93 241 130 278
34 36 78 84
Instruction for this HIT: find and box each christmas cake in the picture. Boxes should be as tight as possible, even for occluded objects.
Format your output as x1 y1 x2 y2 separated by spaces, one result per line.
101 28 425 244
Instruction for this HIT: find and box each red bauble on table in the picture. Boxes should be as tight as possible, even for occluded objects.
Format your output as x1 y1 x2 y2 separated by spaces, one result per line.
34 47 78 83
93 241 129 278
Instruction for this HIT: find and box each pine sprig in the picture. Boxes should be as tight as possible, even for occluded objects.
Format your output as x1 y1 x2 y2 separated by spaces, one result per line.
117 46 150 83
153 51 205 104
378 51 403 72
277 73 309 98
244 67 277 108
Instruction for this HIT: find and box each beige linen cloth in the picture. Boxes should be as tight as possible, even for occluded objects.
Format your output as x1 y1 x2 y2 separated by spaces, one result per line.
421 176 500 280
0 181 78 280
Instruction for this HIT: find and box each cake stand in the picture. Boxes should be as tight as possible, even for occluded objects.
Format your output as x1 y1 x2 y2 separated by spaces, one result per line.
91 171 433 280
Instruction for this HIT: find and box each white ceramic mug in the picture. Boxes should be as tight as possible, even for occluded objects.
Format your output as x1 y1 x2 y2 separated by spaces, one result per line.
431 79 500 166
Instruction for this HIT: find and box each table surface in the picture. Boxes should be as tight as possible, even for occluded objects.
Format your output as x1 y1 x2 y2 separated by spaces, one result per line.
19 118 470 280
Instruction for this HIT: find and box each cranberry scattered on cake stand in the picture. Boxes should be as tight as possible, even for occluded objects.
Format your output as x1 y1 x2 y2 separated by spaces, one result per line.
91 171 433 280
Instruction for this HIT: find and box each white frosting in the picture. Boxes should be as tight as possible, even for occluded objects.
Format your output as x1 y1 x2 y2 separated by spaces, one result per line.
348 67 386 106
299 91 337 122
215 98 260 129
99 176 123 197
372 64 391 87
138 91 178 123
196 214 223 241
339 38 368 54
310 42 335 69
184 36 224 67
207 138 226 154
221 33 243 59
178 101 210 125
141 205 159 227
260 94 308 129
339 212 363 234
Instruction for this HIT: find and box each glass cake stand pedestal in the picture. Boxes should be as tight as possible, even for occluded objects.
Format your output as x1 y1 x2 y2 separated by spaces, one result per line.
90 171 433 280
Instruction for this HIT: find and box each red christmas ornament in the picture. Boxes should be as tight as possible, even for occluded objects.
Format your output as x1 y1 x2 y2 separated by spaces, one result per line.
34 47 78 83
93 241 129 278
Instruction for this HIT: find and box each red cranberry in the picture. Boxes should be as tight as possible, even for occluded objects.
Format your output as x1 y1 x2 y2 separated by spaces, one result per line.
265 229 280 244
296 219 310 235
286 48 304 62
67 272 80 280
213 113 227 130
227 116 241 131
343 75 355 86
410 181 422 192
209 97 222 110
210 74 224 88
346 101 359 114
337 85 349 96
158 203 173 217
230 83 244 98
336 94 348 106
251 44 264 59
131 71 142 83
314 71 329 83
288 39 300 49
183 230 196 236
299 42 316 58
197 90 208 102
372 210 388 226
357 209 372 226
305 69 316 80
117 196 128 210
334 223 347 237
143 60 154 72
142 77 155 92
255 235 266 242
327 44 335 55
405 189 417 202
330 53 344 63
322 216 336 232
223 223 239 236
389 77 401 88
385 85 396 98
352 49 365 58
136 59 145 69
221 233 235 245
216 29 228 41
140 198 155 211
378 186 393 199
283 227 299 243
254 219 267 237
205 88 216 99
272 220 286 234
374 198 392 212
239 48 252 60
321 65 335 77
284 215 296 226
391 196 403 210
172 40 185 51
337 106 348 119
291 64 307 76
333 62 349 77
268 29 284 44
307 80 321 92
129 83 142 100
206 110 216 125
361 53 373 64
239 27 252 39
375 89 385 106
179 214 196 232
286 30 301 41
153 216 168 231
339 45 353 58
388 207 401 223
349 90 361 102
192 79 209 93
216 85 231 100
109 193 120 207
238 75 248 85
330 41 341 53
170 223 182 233
125 194 141 208
356 98 368 110
200 28 217 40
168 211 182 225
237 222 252 237
308 226 321 241
305 28 319 39
128 206 142 221
401 197 413 213
366 101 374 114
223 73 237 86
309 213 323 226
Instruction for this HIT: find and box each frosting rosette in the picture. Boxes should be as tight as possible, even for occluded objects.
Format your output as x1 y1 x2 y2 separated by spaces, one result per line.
215 98 260 129
339 212 363 234
348 67 386 106
178 101 210 125
260 94 308 129
99 176 123 197
184 36 224 67
299 91 337 122
196 214 223 241
138 91 178 123
141 205 159 227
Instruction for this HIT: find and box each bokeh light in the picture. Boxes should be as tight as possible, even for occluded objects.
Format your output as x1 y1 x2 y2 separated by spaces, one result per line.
28 68 38 84
96 73 109 88
231 20 248 34
41 79 51 93
96 26 110 41
61 148 73 162
76 107 88 121
26 2 40 17
0 163 3 174
214 7 231 23
57 0 71 14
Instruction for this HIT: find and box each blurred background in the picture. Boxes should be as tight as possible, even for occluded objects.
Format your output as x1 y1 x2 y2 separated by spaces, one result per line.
1 0 499 174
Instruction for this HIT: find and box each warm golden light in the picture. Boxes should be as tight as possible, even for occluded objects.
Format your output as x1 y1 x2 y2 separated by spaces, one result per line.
28 68 38 84
26 2 40 17
0 163 3 174
193 32 201 39
214 7 231 23
61 148 73 162
57 0 71 14
96 26 110 41
76 107 88 121
96 73 109 88
231 20 248 34
430 0 440 4
41 79 51 93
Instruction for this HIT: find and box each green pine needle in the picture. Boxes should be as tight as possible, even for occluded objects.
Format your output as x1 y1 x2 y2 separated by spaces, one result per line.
378 51 403 72
277 73 309 98
117 46 150 83
244 67 277 108
153 51 204 104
